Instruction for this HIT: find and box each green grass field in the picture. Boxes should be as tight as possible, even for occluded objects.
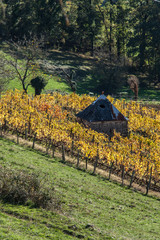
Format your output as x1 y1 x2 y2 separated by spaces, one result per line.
7 75 71 95
0 137 160 240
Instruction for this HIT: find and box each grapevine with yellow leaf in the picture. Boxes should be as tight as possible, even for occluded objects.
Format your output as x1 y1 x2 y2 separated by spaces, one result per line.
0 90 159 186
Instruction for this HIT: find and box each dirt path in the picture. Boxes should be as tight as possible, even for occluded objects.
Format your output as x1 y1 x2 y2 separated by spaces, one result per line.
2 132 160 199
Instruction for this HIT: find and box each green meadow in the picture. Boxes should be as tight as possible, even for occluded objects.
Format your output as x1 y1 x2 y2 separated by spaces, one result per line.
0 137 160 240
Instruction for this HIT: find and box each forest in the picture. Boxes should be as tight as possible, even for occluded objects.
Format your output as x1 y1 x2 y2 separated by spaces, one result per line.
0 0 160 93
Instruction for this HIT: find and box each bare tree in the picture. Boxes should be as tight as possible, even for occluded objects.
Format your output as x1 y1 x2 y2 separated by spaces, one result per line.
61 69 77 92
0 36 45 93
55 68 77 92
128 75 139 101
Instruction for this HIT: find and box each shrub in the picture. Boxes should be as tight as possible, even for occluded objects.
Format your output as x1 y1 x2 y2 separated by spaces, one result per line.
30 76 48 96
0 166 60 210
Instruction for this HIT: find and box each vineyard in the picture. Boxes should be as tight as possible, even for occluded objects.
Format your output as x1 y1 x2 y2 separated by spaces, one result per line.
0 90 160 192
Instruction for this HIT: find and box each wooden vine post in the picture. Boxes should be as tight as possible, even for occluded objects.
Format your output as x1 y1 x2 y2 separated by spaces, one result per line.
46 139 51 154
16 129 19 144
93 144 99 174
62 144 65 162
28 113 31 135
46 140 49 154
4 119 7 133
109 161 114 180
52 143 56 158
25 123 28 140
129 170 135 188
71 140 74 157
146 167 152 195
76 150 80 168
0 123 2 137
129 145 135 188
139 140 142 150
131 143 133 154
32 132 37 149
85 157 88 170
121 164 125 186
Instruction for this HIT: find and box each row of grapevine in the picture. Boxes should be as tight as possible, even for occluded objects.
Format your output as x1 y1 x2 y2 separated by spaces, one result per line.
0 90 160 191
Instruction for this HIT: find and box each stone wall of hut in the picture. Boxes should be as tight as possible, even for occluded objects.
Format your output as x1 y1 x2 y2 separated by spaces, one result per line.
82 120 128 136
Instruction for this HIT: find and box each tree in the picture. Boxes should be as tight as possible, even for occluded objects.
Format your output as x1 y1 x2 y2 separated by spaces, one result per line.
128 75 139 101
31 76 47 96
69 0 101 55
4 0 62 46
99 0 118 61
0 36 45 93
128 0 160 86
2 0 159 89
145 1 160 86
0 0 7 38
115 0 130 62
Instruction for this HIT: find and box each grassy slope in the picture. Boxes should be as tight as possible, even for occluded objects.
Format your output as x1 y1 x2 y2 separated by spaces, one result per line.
7 75 71 95
0 137 160 240
0 42 159 101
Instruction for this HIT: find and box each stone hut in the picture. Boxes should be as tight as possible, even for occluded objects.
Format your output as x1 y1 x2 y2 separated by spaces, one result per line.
76 94 128 136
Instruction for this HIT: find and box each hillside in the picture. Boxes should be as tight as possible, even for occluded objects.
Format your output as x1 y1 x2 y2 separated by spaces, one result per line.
0 136 160 240
0 2 160 239
1 45 160 102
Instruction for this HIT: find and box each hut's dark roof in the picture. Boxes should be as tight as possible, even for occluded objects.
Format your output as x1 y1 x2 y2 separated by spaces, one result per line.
76 94 128 122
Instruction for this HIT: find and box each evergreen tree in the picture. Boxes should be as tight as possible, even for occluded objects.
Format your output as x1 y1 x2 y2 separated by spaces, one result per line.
0 0 7 38
115 0 130 62
73 0 101 54
1 0 160 88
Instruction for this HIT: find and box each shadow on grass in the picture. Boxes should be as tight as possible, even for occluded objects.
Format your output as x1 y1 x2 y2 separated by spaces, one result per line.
47 50 130 96
47 50 98 68
138 89 160 101
47 50 100 94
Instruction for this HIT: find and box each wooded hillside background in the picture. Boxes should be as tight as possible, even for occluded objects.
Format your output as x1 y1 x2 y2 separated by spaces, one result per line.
0 0 160 90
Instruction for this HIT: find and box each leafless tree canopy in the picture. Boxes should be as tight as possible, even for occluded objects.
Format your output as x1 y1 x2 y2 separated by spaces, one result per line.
128 75 139 101
56 68 77 92
0 36 45 93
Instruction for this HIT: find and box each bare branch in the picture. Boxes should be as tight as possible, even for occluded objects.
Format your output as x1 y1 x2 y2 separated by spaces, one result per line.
57 68 77 92
1 36 46 93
